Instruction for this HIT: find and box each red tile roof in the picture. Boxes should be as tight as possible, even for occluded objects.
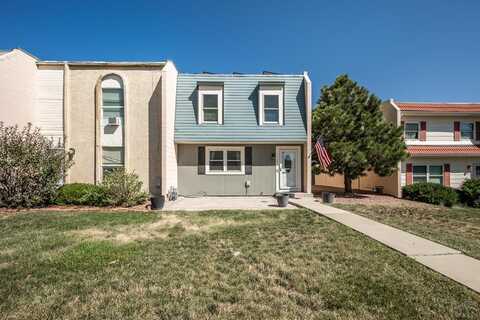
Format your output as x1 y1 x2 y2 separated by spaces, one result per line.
396 102 480 112
408 145 480 155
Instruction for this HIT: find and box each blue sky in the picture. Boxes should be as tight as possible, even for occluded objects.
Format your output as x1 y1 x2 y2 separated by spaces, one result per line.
1 0 480 103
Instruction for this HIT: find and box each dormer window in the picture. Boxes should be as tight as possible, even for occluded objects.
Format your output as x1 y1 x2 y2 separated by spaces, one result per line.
259 84 284 125
198 84 223 124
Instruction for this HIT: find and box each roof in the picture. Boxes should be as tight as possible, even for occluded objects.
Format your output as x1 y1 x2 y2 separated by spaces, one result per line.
395 101 480 112
407 145 480 156
37 60 166 67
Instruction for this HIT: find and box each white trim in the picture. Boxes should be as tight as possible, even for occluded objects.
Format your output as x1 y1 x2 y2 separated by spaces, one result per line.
205 146 245 175
276 146 301 192
390 99 402 127
259 88 284 125
198 88 223 124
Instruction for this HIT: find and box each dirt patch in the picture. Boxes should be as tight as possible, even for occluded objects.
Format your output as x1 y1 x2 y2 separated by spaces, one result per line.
321 193 433 208
69 214 242 243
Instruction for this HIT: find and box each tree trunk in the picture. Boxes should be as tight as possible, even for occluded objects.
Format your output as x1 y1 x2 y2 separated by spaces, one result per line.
344 175 353 194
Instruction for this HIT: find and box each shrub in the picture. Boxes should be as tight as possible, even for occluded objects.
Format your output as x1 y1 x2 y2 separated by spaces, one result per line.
0 123 73 208
101 169 148 207
402 182 458 207
460 179 480 207
55 183 108 206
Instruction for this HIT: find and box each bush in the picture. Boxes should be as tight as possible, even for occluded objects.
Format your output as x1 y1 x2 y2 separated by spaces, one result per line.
402 182 459 207
101 169 148 207
0 123 73 208
460 179 480 207
55 183 108 206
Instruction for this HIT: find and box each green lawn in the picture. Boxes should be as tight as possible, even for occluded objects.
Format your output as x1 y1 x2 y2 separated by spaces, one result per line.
1 209 479 319
335 204 480 260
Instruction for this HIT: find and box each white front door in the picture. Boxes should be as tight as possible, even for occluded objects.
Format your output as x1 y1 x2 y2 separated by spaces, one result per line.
277 146 301 192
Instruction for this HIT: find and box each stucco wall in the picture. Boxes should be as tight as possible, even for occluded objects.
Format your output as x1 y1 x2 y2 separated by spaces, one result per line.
0 49 37 127
67 67 164 194
177 144 278 196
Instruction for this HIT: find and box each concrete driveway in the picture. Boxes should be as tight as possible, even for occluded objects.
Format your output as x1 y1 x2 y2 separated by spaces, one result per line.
163 196 296 211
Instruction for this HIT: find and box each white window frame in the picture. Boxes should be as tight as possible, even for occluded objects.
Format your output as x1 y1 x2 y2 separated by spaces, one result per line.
205 146 245 175
198 89 223 124
412 164 443 184
259 88 283 125
404 121 420 141
460 121 474 140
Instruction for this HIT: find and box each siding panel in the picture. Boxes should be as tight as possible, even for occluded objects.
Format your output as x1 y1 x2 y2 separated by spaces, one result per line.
37 69 64 143
175 74 307 142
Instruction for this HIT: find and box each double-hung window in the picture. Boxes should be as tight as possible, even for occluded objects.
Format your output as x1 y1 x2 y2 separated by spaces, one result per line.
412 165 443 184
206 146 244 174
198 85 223 124
412 165 427 183
461 122 474 140
259 85 284 125
404 123 419 140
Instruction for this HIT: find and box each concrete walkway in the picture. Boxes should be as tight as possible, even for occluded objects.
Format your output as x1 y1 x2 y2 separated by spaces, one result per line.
290 197 480 293
163 196 296 211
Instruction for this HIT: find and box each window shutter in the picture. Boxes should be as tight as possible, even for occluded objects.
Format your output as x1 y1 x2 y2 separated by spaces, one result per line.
419 121 427 141
198 146 205 175
476 122 480 141
245 146 253 175
443 164 450 187
406 163 413 185
454 121 460 141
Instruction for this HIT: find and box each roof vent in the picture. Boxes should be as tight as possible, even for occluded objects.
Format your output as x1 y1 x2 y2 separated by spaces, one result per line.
232 72 244 75
202 71 215 74
262 70 279 75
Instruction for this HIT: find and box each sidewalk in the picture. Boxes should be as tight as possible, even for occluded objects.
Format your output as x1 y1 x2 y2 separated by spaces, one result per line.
290 197 480 293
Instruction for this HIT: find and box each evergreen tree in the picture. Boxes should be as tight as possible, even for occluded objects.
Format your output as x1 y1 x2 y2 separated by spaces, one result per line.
312 74 407 193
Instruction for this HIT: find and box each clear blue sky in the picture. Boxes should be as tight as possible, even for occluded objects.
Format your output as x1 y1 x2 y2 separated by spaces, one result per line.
2 0 480 103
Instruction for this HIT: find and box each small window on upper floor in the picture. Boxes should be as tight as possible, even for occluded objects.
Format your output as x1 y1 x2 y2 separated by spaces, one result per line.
102 75 124 108
461 122 474 140
404 123 419 140
259 85 283 125
198 84 223 124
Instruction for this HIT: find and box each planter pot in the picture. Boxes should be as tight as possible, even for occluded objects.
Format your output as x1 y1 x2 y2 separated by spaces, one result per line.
276 193 290 207
150 196 165 210
322 192 335 204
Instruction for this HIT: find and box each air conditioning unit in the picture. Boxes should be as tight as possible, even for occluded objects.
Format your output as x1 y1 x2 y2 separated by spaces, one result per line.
107 117 120 126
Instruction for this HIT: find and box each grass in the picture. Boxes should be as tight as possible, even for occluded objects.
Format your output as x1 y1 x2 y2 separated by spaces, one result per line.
0 209 479 319
334 204 480 260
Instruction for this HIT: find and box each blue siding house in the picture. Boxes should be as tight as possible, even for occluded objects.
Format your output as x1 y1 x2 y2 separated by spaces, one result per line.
175 72 312 196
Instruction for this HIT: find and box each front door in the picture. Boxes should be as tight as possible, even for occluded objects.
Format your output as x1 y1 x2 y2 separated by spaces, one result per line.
277 146 301 192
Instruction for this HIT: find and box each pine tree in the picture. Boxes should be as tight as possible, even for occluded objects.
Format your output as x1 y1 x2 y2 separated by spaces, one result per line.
312 74 407 193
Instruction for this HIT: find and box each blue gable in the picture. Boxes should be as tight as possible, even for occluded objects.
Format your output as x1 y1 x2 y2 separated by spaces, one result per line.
174 74 307 143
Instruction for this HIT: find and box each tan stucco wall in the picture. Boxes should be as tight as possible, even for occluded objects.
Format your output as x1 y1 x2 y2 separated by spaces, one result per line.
0 49 37 127
315 170 400 197
67 67 164 194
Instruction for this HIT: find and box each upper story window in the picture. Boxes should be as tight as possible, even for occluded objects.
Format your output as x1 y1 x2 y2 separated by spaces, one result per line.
259 84 284 125
404 123 419 140
101 74 125 179
198 84 223 124
461 122 474 140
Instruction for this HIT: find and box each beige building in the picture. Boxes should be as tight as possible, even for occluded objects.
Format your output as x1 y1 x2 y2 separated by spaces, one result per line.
0 48 178 196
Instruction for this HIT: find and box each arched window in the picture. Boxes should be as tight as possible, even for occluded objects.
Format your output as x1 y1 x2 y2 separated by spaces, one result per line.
101 74 125 178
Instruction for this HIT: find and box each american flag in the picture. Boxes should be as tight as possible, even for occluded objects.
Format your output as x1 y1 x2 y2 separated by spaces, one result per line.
315 136 332 169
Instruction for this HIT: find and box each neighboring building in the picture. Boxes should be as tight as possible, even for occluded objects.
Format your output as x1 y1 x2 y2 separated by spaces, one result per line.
0 48 178 197
382 99 480 192
175 73 312 196
0 49 312 198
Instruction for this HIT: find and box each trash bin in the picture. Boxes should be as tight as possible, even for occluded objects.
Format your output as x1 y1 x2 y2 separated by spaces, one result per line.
275 193 290 207
374 186 384 194
322 192 335 204
150 195 165 210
